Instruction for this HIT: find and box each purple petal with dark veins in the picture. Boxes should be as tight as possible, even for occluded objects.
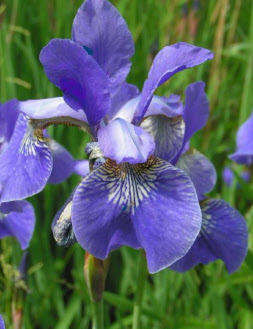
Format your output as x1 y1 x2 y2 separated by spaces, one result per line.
176 150 217 199
0 114 52 202
98 118 155 164
39 39 111 127
0 200 35 249
230 111 253 165
170 199 248 273
72 157 202 273
135 43 213 122
72 0 134 88
141 114 185 162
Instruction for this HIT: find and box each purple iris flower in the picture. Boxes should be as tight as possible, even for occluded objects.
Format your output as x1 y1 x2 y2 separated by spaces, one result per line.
0 98 89 203
230 110 253 165
0 315 5 329
0 100 35 249
1 0 214 273
223 166 250 188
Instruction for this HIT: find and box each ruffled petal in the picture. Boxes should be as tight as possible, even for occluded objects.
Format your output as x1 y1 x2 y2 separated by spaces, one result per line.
0 114 53 202
176 149 217 199
0 200 35 249
72 157 202 273
72 0 134 88
98 118 155 164
170 199 248 273
39 38 111 127
20 97 88 122
230 111 253 165
141 115 185 162
135 43 213 122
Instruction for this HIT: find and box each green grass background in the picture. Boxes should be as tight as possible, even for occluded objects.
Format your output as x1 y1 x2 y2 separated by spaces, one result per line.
1 0 253 328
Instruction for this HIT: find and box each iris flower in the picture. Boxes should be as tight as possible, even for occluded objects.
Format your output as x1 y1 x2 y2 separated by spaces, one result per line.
230 110 253 165
0 100 89 202
0 0 216 273
0 100 35 249
222 167 250 188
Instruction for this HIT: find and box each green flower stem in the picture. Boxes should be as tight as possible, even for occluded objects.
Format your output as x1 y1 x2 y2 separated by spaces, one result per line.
132 250 147 329
91 300 104 329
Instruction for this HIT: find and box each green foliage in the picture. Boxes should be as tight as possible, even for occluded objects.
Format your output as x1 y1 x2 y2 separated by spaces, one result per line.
1 0 253 328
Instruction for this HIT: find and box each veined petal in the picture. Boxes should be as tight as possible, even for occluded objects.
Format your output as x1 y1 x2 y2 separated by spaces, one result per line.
170 199 248 273
176 149 217 199
135 43 213 122
72 157 202 273
72 0 134 88
0 200 35 249
20 97 88 122
98 118 155 164
39 38 111 127
230 111 253 165
0 315 5 329
140 115 185 162
0 114 53 202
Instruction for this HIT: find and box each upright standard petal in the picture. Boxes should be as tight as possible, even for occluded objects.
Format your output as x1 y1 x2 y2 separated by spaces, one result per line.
72 0 134 87
0 201 35 249
171 82 209 164
176 149 217 199
230 110 253 165
0 114 52 202
0 315 5 329
135 43 213 122
72 157 202 273
97 118 155 164
39 39 111 127
170 199 248 274
182 82 209 146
